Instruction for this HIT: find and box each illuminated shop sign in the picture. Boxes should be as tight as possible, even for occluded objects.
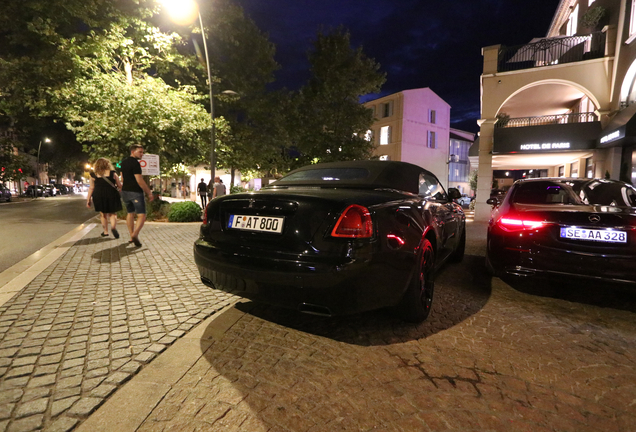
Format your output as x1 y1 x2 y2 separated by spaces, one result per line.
599 129 623 144
519 142 571 151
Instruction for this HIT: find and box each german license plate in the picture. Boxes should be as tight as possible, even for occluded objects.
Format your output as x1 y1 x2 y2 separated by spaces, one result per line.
228 214 284 233
560 227 627 243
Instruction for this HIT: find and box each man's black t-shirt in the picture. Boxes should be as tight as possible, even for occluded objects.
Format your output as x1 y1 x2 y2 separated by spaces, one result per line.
121 156 143 192
197 181 207 194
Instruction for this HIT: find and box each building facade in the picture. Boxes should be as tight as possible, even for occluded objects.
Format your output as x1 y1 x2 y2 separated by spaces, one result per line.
364 88 453 188
477 0 636 220
448 128 475 195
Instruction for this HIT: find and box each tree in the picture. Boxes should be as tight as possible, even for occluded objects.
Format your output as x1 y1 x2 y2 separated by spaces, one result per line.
55 72 212 166
469 169 478 195
0 138 30 184
200 0 286 178
290 27 386 168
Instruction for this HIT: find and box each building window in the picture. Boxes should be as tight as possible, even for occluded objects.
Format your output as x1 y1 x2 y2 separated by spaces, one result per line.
379 155 390 161
429 110 436 124
381 101 393 118
567 4 579 36
570 162 579 178
368 106 376 118
585 157 594 178
558 166 565 177
427 131 436 148
380 126 391 145
364 130 373 142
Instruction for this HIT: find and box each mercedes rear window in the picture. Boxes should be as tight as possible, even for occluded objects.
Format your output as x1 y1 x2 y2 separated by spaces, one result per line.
512 182 580 205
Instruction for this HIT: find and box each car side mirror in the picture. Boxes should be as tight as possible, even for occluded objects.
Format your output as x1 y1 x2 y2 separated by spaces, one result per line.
486 198 499 206
447 188 462 200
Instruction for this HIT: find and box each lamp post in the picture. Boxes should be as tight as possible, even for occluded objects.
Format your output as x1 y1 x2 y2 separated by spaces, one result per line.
162 0 216 180
36 137 51 187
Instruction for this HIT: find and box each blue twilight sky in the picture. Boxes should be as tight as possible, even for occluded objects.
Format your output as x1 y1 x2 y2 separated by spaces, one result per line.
232 0 561 133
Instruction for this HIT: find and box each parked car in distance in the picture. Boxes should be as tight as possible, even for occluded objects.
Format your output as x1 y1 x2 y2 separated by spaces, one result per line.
456 194 472 206
194 160 466 323
44 185 57 196
487 178 636 284
55 184 71 194
23 185 50 197
0 185 11 202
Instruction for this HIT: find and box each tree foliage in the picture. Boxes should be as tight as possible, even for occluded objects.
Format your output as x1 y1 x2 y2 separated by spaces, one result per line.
0 138 31 183
1 1 386 180
289 27 386 168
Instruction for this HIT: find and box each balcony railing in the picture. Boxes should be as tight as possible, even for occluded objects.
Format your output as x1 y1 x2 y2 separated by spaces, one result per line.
495 112 597 128
498 32 606 72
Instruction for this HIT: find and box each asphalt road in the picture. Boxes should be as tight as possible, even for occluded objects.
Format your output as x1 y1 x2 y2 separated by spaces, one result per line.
0 194 97 273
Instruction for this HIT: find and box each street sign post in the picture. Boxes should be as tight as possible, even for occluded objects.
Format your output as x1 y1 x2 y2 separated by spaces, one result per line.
140 154 160 176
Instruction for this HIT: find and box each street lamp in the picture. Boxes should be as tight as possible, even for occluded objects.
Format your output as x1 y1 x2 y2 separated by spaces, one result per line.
161 0 217 180
36 137 51 187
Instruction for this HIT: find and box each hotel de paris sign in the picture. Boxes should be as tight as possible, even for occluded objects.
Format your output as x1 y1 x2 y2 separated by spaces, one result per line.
492 121 600 154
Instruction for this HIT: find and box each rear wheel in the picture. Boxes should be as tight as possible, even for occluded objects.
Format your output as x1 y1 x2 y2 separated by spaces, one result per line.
394 238 435 323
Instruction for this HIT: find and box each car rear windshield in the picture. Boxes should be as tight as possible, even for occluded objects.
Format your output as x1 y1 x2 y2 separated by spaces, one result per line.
276 168 370 183
571 180 636 207
512 182 580 205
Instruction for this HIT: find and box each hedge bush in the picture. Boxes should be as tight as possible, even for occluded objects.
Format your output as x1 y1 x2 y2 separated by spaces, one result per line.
167 201 202 222
116 197 171 221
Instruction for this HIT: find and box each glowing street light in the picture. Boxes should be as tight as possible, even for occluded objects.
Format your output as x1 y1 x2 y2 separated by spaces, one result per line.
161 0 217 180
36 137 51 187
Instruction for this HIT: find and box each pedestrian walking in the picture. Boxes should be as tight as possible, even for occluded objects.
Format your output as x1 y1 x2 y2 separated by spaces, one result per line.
86 158 123 238
120 144 155 247
212 176 226 199
197 178 208 208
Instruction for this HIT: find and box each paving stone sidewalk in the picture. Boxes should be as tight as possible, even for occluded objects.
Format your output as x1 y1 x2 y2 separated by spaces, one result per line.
0 224 237 432
128 221 636 432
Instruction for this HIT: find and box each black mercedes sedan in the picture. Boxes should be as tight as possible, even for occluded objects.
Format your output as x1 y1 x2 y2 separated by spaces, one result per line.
194 160 466 322
486 178 636 284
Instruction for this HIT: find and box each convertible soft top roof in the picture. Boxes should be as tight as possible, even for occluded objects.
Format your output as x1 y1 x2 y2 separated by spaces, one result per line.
267 160 434 195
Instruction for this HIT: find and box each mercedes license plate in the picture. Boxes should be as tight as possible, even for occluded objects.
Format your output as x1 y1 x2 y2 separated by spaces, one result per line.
228 214 284 233
560 227 627 243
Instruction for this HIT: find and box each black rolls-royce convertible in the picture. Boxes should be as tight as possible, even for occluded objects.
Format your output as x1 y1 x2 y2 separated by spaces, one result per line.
194 161 466 322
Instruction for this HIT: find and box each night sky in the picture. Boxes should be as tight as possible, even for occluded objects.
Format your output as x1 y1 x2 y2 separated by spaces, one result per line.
233 0 561 133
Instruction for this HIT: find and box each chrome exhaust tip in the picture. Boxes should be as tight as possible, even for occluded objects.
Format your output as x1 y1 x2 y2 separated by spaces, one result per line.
298 303 332 317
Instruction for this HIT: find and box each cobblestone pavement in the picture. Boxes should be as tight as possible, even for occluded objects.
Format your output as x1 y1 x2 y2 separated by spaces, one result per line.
0 224 236 432
133 223 636 432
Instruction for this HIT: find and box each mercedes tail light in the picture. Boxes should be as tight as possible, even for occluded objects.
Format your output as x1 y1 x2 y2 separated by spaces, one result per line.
331 205 373 238
496 215 545 232
202 206 208 225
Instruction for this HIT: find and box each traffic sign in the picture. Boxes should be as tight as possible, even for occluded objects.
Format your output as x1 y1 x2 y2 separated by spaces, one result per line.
141 154 160 176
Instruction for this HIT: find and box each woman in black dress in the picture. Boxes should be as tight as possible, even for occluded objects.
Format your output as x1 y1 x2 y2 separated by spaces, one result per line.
86 158 123 238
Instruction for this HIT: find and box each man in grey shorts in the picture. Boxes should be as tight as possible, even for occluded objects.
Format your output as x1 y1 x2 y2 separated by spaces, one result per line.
121 144 155 247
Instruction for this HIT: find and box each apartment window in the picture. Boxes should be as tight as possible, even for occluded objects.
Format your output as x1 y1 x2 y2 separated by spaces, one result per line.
380 126 391 145
570 162 579 178
566 4 579 36
429 109 436 124
589 0 595 4
585 157 594 178
379 155 390 161
427 131 436 148
381 101 393 118
364 130 373 142
558 166 565 177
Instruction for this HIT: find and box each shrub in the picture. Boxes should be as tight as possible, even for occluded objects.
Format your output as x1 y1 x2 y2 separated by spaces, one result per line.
116 197 171 221
230 184 247 194
167 201 202 222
